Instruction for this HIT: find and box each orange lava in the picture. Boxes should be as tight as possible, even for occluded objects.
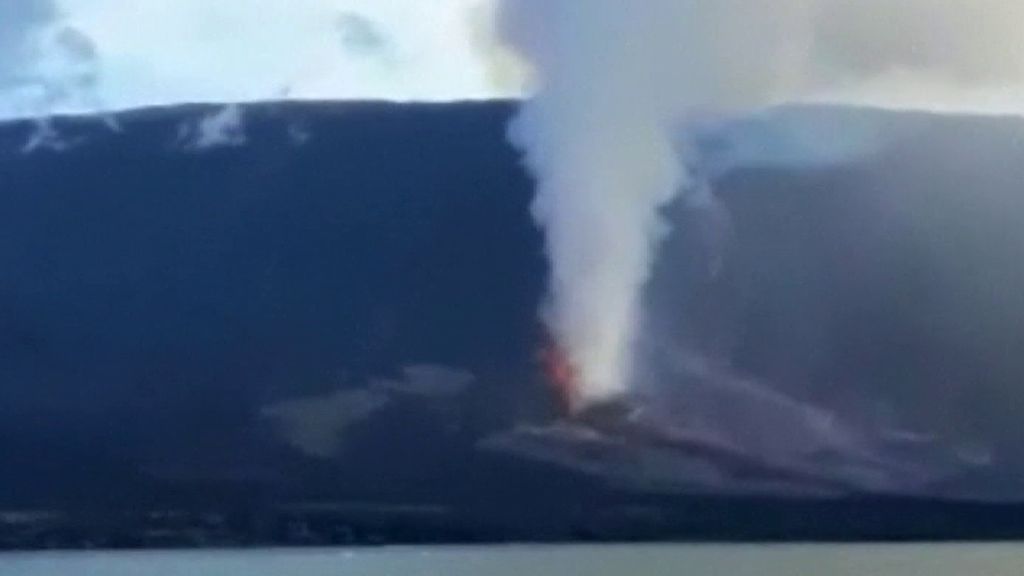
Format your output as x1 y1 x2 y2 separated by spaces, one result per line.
540 339 580 414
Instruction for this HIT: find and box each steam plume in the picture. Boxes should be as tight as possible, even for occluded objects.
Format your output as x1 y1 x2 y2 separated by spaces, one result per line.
495 0 1024 410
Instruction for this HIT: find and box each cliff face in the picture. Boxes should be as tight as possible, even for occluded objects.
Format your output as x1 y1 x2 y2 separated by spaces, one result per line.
3 101 1024 520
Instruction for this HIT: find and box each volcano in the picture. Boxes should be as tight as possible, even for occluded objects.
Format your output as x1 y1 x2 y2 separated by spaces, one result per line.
4 101 1024 546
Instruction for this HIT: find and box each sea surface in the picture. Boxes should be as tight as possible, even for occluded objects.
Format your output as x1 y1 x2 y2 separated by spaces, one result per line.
2 544 1024 575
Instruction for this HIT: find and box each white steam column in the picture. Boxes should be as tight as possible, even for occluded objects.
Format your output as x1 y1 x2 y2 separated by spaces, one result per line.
495 0 1024 412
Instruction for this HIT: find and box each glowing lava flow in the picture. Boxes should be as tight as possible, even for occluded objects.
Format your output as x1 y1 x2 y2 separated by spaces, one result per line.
540 339 581 414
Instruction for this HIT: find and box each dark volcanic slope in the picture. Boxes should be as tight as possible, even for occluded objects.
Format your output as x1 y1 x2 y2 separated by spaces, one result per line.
4 101 1024 545
0 102 550 509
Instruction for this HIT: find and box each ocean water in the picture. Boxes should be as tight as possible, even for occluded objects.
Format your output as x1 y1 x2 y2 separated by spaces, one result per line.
2 544 1023 575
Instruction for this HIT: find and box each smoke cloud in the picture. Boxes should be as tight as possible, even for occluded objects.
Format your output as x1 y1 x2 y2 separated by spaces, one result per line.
496 0 1024 409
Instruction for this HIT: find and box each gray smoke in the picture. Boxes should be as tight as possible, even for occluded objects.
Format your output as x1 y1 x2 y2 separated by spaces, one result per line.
495 0 1024 409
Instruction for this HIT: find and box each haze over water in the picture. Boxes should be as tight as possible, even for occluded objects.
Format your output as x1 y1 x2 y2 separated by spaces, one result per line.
3 544 1024 576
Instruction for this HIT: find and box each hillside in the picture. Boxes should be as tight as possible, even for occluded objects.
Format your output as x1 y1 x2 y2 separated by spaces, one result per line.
3 101 1024 546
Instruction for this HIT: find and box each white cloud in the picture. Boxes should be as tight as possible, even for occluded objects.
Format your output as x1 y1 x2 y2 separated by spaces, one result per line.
21 118 72 154
0 0 501 119
262 387 390 459
261 364 474 458
177 104 247 151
